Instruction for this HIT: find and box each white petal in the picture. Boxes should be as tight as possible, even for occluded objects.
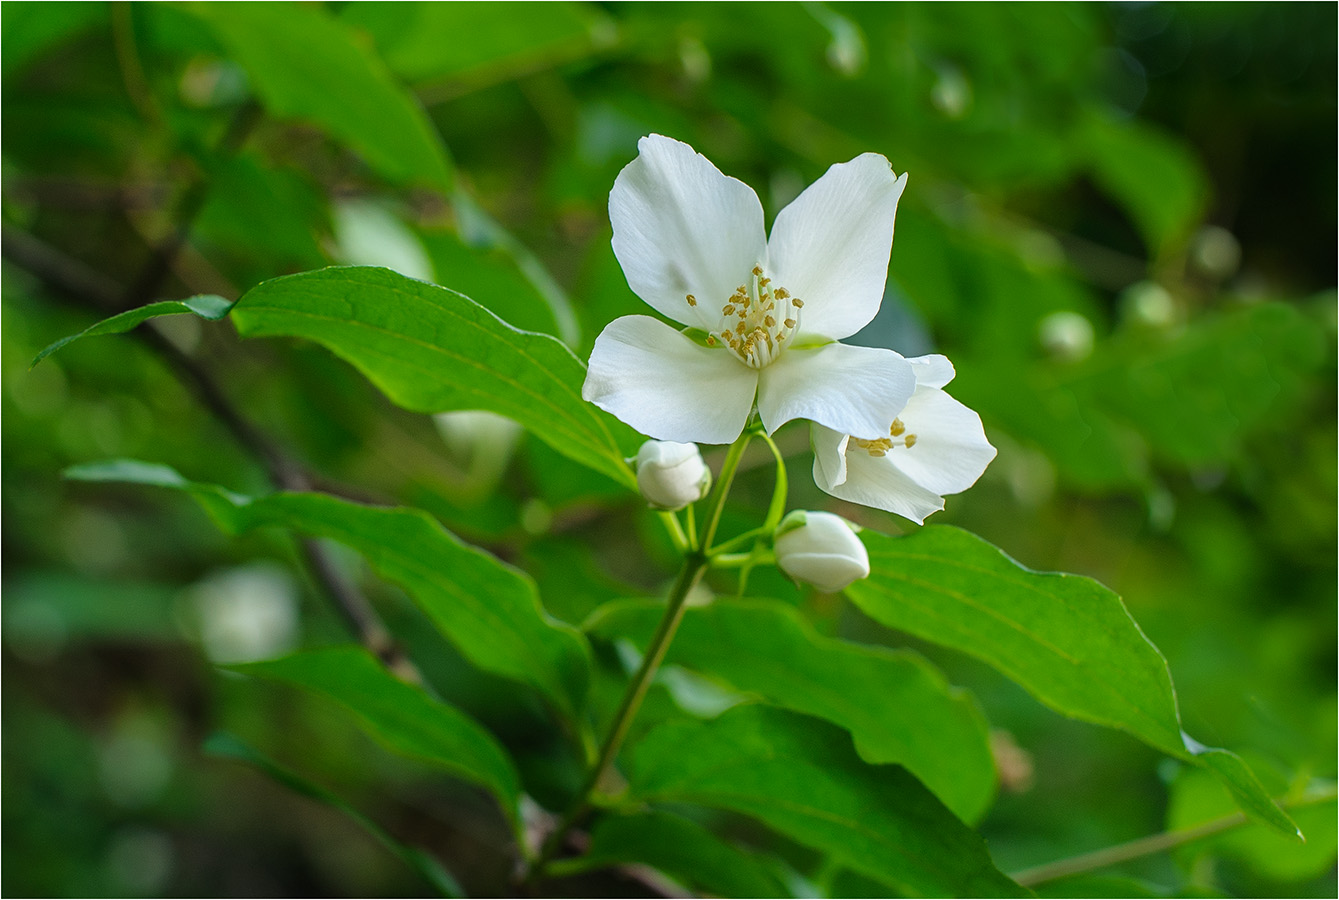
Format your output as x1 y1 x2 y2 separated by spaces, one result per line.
583 315 758 444
886 386 996 495
810 424 850 490
907 354 955 389
767 155 908 341
817 447 947 525
610 135 767 332
756 343 915 439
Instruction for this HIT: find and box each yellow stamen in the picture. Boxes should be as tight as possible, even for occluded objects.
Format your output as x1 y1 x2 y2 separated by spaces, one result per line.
904 434 918 448
890 419 905 437
686 294 697 306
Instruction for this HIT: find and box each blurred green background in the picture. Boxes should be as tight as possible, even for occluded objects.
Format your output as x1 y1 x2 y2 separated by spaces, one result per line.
2 2 1334 896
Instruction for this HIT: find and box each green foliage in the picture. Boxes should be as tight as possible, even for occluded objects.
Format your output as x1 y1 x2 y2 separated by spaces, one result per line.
32 294 232 366
65 459 592 722
553 810 790 897
846 526 1296 837
229 648 521 833
626 704 1028 897
4 2 1334 897
586 597 997 823
229 267 637 489
205 732 466 897
188 2 454 192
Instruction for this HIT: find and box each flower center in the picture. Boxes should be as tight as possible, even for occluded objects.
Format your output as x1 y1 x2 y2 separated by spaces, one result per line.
853 418 918 457
689 265 802 369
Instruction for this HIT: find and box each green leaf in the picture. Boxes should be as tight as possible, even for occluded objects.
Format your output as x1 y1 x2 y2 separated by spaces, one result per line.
1082 111 1209 258
845 526 1300 838
205 730 464 897
228 646 520 830
189 2 453 193
228 266 636 488
550 810 790 897
32 294 233 367
65 460 592 720
626 705 1027 898
1168 764 1337 882
341 1 609 87
1 2 107 78
586 598 997 823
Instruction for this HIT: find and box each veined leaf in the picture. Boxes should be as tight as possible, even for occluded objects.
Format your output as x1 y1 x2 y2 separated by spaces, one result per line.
65 460 592 721
586 598 997 823
549 810 789 898
229 267 637 488
189 2 453 193
206 730 465 897
626 705 1026 898
32 294 233 367
229 647 519 829
845 526 1299 838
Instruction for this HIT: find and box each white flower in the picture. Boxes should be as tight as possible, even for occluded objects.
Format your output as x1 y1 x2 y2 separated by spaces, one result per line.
582 134 916 445
811 355 996 524
634 439 711 510
773 510 870 593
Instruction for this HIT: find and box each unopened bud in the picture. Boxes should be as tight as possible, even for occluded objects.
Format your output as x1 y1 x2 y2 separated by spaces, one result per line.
635 440 711 511
773 510 870 593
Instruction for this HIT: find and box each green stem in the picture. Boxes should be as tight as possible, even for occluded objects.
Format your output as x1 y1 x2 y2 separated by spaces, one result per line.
658 510 688 553
526 430 753 883
701 432 752 551
527 552 707 878
1010 787 1336 887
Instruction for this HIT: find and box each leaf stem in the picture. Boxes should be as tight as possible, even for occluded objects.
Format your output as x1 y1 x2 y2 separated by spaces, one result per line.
1010 786 1336 887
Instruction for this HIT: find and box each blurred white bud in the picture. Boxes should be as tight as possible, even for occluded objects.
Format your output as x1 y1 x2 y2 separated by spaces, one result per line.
332 199 436 283
1038 311 1095 361
190 563 299 664
773 510 870 593
1120 280 1177 329
1189 225 1241 282
634 440 711 510
434 410 524 492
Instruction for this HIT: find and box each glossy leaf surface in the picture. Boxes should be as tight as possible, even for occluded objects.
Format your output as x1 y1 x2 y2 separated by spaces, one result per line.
586 597 997 822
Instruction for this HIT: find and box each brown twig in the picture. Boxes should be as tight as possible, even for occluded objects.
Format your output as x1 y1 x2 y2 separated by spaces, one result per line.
3 163 420 685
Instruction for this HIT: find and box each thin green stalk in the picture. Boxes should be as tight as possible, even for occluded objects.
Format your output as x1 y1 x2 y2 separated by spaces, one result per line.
658 510 688 553
526 430 753 883
700 431 752 551
1011 787 1336 887
527 552 707 878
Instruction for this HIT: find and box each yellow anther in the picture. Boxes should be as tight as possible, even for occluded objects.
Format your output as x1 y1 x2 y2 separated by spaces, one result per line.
775 288 790 299
792 298 804 308
737 285 747 294
869 449 887 457
723 304 735 315
706 336 716 345
760 277 771 287
764 315 776 328
889 418 905 437
784 318 796 328
777 333 786 341
686 294 697 306
904 434 918 448
751 265 763 276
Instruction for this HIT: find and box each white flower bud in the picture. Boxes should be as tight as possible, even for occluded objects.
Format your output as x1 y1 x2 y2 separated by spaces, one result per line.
773 510 870 593
635 440 711 511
